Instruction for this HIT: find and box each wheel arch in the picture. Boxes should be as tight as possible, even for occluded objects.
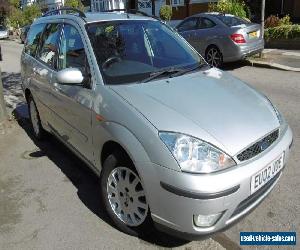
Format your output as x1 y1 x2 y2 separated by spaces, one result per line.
98 123 152 174
24 88 31 103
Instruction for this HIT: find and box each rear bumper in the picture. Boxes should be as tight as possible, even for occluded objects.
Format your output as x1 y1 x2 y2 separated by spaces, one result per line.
141 126 292 238
223 40 264 62
0 33 9 39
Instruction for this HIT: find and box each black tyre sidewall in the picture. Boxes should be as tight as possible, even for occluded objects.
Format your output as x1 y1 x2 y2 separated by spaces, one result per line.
28 96 44 140
100 151 152 236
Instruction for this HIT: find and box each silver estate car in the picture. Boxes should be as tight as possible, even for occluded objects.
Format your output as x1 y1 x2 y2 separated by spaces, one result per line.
176 13 264 67
21 8 293 239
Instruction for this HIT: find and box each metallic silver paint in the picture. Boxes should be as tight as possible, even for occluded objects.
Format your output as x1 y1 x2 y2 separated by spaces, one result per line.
21 12 293 237
56 68 84 84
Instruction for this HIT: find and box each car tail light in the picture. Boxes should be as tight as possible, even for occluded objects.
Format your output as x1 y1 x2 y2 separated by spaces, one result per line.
230 33 246 44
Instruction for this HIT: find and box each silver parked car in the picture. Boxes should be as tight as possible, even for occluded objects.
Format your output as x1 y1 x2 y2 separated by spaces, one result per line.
176 13 264 67
0 25 9 39
21 8 292 239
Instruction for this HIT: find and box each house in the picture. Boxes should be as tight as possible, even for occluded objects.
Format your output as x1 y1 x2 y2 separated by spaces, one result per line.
90 0 214 18
21 0 64 10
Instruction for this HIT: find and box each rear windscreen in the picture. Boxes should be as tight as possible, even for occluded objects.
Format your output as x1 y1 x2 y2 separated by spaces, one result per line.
217 16 250 26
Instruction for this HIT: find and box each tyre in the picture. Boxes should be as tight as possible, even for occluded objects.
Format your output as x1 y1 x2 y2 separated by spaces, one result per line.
100 150 151 236
205 46 223 68
28 96 45 140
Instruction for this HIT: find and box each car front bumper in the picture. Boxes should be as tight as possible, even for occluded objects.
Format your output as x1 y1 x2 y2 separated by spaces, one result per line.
142 126 292 238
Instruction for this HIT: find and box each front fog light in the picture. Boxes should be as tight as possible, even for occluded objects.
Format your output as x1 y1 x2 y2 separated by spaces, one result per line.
193 212 223 227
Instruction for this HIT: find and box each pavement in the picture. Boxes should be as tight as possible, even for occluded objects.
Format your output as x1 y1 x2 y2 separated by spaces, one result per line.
1 40 300 249
247 49 300 72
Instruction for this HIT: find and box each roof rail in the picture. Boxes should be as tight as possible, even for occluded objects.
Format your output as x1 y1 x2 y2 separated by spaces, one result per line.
101 9 161 21
42 7 86 18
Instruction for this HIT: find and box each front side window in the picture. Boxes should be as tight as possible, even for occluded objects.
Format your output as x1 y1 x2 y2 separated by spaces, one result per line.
38 23 61 68
58 24 88 73
87 20 204 85
25 23 46 57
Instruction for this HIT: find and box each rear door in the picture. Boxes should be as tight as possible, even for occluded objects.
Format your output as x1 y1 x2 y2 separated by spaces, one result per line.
177 17 199 48
192 17 218 54
22 22 59 128
50 21 94 162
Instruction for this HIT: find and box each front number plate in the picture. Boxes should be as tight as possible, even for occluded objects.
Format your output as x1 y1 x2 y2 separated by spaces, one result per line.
250 152 284 194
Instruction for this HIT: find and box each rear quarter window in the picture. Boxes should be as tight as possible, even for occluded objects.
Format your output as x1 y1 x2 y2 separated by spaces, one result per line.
217 16 250 27
24 23 46 57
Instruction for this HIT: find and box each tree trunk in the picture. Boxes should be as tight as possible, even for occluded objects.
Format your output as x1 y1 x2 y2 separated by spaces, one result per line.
0 67 8 123
152 0 155 16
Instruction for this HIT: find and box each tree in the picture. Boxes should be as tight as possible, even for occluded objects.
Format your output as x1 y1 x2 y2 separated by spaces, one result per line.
7 4 41 29
0 0 10 24
159 5 172 22
22 4 42 25
0 67 8 123
64 0 84 10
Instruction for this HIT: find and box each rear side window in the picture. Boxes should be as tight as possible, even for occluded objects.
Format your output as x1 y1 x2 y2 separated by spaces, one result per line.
217 15 250 27
198 18 216 29
24 23 46 57
177 18 198 32
37 23 62 69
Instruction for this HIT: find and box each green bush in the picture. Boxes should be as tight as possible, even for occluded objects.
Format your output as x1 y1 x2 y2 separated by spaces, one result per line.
209 0 249 19
278 14 292 26
7 4 41 29
265 15 280 28
159 5 172 21
265 25 300 40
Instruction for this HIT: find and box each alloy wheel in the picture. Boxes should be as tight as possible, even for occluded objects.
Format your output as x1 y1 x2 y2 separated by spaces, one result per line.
107 167 148 227
206 47 222 68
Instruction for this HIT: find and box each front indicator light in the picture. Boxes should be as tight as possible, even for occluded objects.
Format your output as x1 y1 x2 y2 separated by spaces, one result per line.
193 212 223 228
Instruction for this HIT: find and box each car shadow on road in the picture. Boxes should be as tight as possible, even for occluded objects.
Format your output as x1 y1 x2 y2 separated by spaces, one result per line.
220 60 250 71
15 110 193 247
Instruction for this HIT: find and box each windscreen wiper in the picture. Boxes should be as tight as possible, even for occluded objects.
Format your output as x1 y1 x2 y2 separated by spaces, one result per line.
171 63 209 77
141 67 183 83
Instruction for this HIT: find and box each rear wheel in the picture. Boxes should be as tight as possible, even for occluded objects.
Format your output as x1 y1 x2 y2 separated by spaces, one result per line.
206 46 223 68
100 150 151 236
28 96 45 140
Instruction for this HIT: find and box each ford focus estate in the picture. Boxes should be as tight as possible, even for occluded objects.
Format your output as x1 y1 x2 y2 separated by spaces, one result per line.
21 8 293 239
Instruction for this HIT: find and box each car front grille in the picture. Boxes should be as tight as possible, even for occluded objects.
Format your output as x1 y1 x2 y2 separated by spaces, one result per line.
237 129 279 162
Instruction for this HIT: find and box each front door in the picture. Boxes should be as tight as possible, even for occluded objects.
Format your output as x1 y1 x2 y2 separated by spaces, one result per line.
50 22 94 163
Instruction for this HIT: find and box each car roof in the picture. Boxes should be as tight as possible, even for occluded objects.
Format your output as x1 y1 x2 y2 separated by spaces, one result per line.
34 11 155 25
192 12 236 18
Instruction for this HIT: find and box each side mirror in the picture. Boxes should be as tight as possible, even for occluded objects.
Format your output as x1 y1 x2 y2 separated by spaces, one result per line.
56 68 84 85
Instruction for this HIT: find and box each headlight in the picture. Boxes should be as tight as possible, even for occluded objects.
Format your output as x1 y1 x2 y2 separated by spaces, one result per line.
159 132 236 173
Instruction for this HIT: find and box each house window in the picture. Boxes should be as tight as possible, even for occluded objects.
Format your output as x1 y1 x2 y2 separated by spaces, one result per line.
171 0 183 6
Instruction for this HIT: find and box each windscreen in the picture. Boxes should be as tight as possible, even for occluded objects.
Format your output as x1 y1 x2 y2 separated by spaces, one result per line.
86 20 204 84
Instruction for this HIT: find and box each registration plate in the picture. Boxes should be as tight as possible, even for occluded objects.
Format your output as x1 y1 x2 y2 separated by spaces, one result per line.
250 152 284 194
249 31 258 39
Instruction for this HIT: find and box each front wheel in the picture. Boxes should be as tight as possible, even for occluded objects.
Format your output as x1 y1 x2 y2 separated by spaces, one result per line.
100 151 151 236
